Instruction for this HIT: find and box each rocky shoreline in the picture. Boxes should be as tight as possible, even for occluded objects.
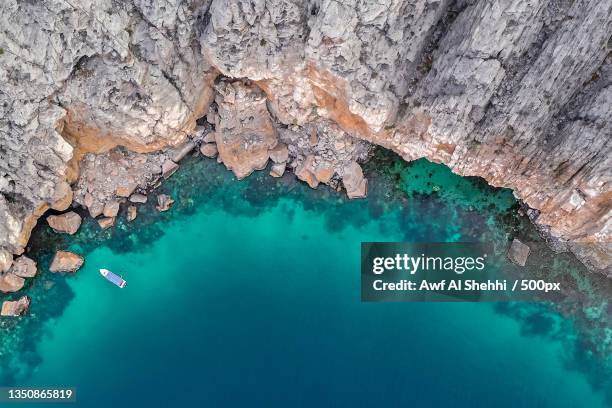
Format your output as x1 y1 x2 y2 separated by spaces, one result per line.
0 0 610 282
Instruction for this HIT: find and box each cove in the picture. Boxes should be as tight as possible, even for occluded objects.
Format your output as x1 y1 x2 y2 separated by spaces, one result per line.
1 150 611 407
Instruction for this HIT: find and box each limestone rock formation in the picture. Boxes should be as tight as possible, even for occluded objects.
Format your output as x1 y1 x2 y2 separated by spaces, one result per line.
0 0 610 274
1 296 30 316
47 212 82 235
49 251 84 273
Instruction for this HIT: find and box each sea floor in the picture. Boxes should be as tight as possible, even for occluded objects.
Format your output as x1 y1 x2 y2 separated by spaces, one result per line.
1 150 611 407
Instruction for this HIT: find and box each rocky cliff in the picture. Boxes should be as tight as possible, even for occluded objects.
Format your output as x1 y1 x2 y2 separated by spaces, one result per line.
0 0 610 274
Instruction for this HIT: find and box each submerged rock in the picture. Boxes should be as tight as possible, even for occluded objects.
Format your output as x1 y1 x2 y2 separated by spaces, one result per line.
127 206 138 222
98 217 116 230
10 256 37 278
49 251 84 273
47 211 82 235
508 239 531 267
1 296 30 316
156 194 175 212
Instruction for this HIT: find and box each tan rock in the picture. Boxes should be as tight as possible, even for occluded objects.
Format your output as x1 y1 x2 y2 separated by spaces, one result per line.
85 194 104 218
200 143 218 158
0 248 12 273
295 155 319 188
129 193 148 204
47 211 82 235
203 132 216 143
49 251 84 273
10 256 37 278
342 161 367 199
116 183 138 198
156 194 174 212
161 159 179 179
314 165 335 184
270 162 286 178
103 201 120 218
50 181 73 211
1 296 31 316
98 217 115 230
0 273 25 293
269 143 289 163
127 205 137 222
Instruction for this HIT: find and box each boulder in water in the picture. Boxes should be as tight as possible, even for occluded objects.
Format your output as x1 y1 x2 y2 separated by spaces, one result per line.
127 206 138 222
50 251 84 273
98 217 116 230
0 272 24 293
47 211 82 235
10 256 37 278
1 296 30 316
156 194 174 212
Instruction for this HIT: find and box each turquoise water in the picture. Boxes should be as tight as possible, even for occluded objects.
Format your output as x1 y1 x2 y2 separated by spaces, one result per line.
1 150 611 407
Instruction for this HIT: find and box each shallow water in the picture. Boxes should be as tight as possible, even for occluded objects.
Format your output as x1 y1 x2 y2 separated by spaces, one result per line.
1 150 611 407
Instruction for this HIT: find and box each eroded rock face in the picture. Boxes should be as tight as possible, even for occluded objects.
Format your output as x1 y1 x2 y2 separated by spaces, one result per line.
0 0 610 273
211 80 278 179
73 149 164 217
49 251 84 273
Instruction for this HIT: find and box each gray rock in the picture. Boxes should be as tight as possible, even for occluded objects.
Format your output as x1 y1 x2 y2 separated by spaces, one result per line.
169 141 196 163
161 160 179 179
508 239 531 267
129 194 148 204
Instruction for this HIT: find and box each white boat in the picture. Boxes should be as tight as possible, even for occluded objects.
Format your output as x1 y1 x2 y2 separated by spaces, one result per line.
99 269 127 288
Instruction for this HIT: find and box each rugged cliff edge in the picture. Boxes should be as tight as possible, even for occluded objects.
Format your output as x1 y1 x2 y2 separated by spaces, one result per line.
0 0 610 274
